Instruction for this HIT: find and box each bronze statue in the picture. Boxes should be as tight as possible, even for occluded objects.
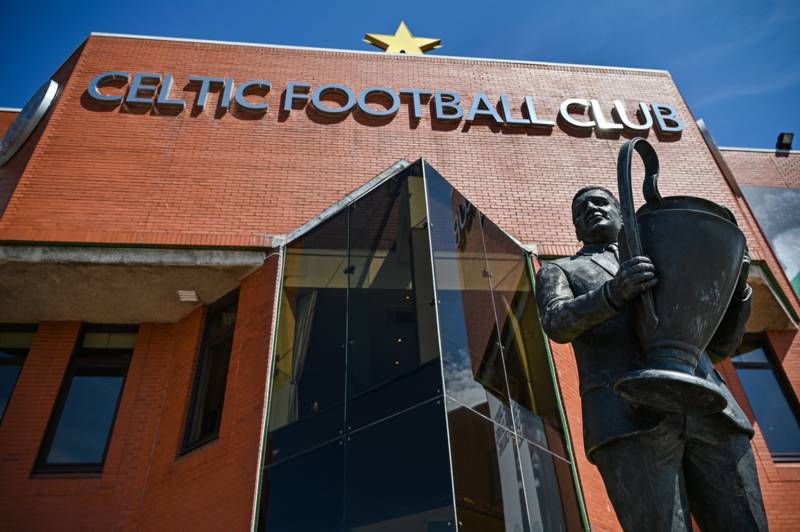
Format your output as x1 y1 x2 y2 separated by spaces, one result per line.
535 139 768 531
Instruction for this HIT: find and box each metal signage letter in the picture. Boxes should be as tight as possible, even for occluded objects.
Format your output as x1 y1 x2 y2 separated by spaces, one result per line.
126 73 161 108
311 84 356 117
612 100 652 131
652 103 684 135
465 92 503 124
87 72 129 104
559 98 595 130
357 87 400 118
235 81 271 113
433 90 463 122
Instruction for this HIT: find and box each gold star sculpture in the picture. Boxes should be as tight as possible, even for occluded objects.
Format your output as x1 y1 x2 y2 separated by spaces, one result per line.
364 21 442 55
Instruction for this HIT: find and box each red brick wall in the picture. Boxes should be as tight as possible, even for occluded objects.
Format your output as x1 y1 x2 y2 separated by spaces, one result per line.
0 110 18 137
0 257 280 531
0 45 82 218
722 149 800 188
0 34 775 253
137 253 279 531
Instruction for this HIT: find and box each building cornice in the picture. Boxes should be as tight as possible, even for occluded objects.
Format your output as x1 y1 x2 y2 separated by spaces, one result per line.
89 32 671 77
720 146 799 155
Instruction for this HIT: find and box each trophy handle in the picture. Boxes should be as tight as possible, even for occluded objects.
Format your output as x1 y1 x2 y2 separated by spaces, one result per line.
617 138 660 332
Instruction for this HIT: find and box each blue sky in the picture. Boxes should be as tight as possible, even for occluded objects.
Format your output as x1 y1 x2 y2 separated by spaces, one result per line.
0 0 797 148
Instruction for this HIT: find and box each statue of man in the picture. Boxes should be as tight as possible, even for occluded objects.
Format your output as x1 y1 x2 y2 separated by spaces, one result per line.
535 185 768 531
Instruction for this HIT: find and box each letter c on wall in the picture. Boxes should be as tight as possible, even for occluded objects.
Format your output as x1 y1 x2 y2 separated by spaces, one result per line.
87 72 130 104
559 98 596 130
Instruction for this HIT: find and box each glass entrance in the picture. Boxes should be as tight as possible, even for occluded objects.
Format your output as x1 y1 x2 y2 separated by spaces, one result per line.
256 161 587 531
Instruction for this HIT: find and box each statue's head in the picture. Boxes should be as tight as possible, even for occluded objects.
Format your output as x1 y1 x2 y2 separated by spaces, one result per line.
571 186 622 245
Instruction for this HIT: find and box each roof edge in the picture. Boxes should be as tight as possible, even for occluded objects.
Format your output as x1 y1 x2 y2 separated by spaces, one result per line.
720 146 800 155
0 107 22 112
89 32 671 76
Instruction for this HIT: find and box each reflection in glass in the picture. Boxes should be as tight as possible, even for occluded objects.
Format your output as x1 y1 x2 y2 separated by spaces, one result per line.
447 398 529 532
266 210 348 465
259 161 585 531
0 353 24 422
737 369 800 455
426 165 512 427
47 374 124 464
346 399 454 531
481 215 567 459
517 438 582 532
0 328 35 423
36 325 134 472
347 174 441 429
733 338 800 459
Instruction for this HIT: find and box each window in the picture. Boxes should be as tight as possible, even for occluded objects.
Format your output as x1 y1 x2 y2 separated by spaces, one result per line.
35 325 137 474
182 290 239 453
257 162 586 531
732 335 800 461
0 325 36 423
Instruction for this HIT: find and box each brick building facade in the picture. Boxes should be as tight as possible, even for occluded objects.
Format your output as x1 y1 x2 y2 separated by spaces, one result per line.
0 33 797 531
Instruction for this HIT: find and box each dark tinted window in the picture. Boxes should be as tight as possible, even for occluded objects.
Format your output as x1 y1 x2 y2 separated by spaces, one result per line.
426 162 583 530
260 399 454 532
0 327 36 423
427 167 512 428
35 326 136 473
265 209 348 464
733 336 800 461
347 172 441 430
346 399 454 530
447 399 580 532
182 290 239 452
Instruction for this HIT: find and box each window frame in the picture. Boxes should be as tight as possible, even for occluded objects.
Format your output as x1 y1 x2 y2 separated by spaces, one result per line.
732 333 800 462
180 289 240 455
0 324 37 424
33 324 137 476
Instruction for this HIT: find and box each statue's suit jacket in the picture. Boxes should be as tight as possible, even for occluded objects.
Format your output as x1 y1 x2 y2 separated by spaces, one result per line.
535 244 753 462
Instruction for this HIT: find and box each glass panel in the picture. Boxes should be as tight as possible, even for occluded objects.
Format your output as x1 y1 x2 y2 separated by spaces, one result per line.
0 331 35 348
267 210 348 464
447 398 530 532
737 367 800 455
732 346 769 365
346 398 454 531
347 170 442 429
82 332 138 349
0 360 23 421
517 438 582 532
260 438 345 532
184 330 234 445
480 215 567 459
46 373 124 464
426 164 512 428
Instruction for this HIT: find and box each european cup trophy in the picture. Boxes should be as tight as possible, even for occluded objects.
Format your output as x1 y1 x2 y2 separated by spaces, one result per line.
613 138 747 415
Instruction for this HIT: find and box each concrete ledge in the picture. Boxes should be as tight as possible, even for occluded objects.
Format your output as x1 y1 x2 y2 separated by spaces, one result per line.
0 245 267 268
0 245 270 323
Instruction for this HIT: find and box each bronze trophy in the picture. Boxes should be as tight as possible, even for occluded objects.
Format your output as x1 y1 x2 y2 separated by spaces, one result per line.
613 138 747 415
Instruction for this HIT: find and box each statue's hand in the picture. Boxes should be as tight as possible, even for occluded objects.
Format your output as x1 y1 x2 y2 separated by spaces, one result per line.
607 256 658 308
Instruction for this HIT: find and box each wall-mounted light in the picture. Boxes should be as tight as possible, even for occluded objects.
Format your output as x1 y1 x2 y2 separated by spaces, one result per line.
776 132 794 150
177 290 199 303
